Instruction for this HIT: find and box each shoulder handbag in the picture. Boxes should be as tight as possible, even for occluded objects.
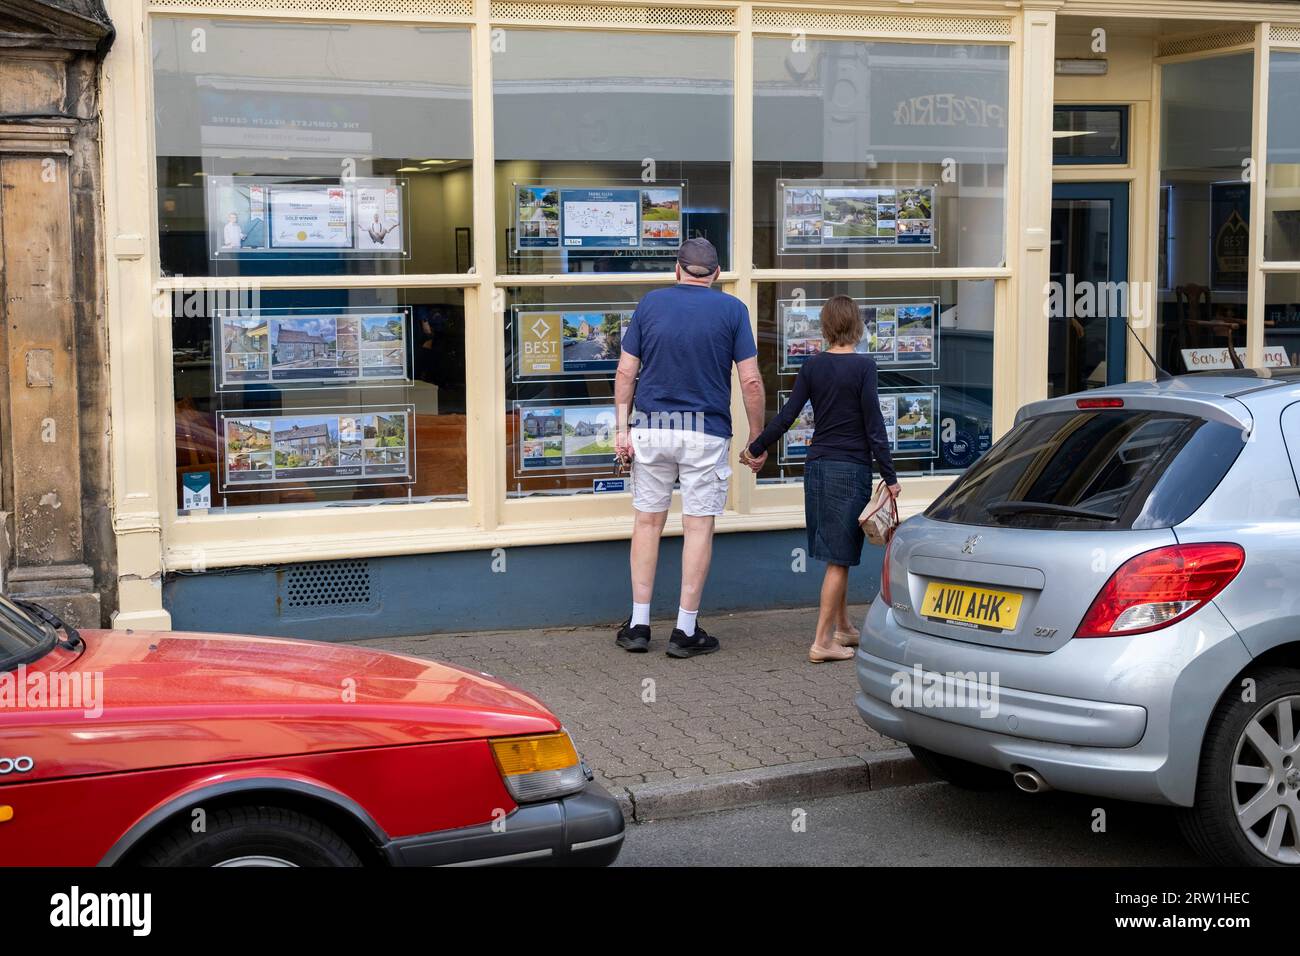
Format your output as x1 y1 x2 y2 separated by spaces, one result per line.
859 481 899 546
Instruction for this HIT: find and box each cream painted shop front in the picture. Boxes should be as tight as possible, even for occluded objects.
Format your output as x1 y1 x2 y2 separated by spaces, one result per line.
89 0 1300 636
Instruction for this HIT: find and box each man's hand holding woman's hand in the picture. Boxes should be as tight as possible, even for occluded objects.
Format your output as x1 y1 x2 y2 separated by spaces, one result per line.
739 443 766 473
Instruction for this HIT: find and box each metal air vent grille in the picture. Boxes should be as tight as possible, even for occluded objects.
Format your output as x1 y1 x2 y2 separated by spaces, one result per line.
284 560 372 609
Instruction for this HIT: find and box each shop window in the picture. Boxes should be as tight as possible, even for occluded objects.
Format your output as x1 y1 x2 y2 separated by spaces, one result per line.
1053 105 1128 165
1266 51 1300 261
753 39 1008 271
493 29 733 275
1156 54 1253 376
1264 273 1300 369
754 280 995 482
152 19 473 278
504 283 672 498
173 287 467 513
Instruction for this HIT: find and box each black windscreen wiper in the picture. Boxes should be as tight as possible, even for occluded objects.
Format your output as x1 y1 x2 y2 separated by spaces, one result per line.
985 500 1118 521
14 599 84 651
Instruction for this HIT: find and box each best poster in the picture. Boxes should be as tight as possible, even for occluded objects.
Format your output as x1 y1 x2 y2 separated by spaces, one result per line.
514 183 683 253
221 407 414 490
217 311 410 388
779 298 940 373
517 403 618 472
513 305 634 380
780 182 937 252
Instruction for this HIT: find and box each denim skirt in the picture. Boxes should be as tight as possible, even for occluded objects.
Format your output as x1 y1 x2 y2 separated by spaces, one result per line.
804 458 873 567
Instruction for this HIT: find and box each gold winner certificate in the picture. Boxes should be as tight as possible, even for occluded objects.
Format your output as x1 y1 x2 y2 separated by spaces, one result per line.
270 186 353 249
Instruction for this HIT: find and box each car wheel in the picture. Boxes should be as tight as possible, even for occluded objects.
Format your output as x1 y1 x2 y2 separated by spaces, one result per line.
1179 667 1300 867
908 744 1010 791
136 806 364 867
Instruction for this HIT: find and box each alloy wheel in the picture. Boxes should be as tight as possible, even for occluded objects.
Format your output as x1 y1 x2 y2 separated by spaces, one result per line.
212 855 299 867
1231 694 1300 864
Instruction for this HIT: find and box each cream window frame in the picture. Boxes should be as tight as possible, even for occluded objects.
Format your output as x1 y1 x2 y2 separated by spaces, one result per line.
1151 26 1268 368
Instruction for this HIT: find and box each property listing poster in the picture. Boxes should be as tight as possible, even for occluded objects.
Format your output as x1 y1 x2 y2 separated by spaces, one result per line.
777 390 815 465
217 311 410 388
513 305 634 380
878 388 939 459
354 184 404 252
514 183 683 253
517 402 618 473
207 177 406 257
212 179 270 252
780 182 936 251
220 407 414 490
776 388 938 463
779 298 940 373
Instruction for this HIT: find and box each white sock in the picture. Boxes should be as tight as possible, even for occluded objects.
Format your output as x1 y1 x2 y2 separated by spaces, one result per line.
676 607 698 636
631 602 651 627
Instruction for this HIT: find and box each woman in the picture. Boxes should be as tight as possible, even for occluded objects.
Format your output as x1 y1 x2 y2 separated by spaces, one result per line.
741 295 900 663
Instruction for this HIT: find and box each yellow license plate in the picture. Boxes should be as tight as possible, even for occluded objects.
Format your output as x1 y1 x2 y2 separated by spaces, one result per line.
921 581 1023 632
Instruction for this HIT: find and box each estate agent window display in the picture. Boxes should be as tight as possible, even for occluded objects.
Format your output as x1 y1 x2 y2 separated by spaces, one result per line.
154 19 473 515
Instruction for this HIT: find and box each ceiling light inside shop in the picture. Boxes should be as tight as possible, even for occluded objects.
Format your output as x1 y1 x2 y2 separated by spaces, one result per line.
1055 58 1108 75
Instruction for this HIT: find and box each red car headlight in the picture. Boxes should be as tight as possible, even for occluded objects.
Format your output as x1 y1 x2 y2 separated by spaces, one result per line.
489 732 586 802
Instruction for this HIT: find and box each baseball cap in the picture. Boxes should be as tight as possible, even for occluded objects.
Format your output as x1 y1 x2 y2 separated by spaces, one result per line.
677 237 719 277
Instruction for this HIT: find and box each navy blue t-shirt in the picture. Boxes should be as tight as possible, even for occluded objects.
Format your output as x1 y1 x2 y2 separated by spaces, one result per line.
622 284 757 439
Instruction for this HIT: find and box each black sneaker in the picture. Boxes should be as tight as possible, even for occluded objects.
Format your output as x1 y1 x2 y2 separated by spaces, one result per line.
666 624 719 659
615 619 651 652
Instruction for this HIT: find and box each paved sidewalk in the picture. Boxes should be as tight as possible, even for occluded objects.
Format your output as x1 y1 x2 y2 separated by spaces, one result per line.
355 606 904 797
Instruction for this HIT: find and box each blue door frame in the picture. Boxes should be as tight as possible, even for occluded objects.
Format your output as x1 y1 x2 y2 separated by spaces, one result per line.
1052 181 1130 386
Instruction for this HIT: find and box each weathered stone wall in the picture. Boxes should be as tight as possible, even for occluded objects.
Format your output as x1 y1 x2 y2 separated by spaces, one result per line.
0 1 114 626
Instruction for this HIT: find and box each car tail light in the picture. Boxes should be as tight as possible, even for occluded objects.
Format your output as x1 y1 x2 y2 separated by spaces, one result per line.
489 731 586 802
1076 397 1124 409
880 536 894 607
1074 543 1244 638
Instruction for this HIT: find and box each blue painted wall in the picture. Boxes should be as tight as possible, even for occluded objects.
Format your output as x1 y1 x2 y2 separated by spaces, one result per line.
163 529 886 641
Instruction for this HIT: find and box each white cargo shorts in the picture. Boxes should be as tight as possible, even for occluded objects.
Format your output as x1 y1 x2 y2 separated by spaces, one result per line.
631 428 731 517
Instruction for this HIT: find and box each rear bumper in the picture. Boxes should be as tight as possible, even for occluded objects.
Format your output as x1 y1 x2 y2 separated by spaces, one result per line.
384 781 625 867
854 596 1253 806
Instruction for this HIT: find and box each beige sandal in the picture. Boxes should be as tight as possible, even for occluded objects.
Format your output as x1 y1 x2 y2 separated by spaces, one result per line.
833 629 860 647
809 643 855 663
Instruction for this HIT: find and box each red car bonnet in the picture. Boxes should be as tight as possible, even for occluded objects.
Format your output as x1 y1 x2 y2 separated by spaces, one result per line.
0 630 560 783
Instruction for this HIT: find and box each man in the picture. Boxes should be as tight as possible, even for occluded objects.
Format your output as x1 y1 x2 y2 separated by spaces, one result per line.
613 238 766 658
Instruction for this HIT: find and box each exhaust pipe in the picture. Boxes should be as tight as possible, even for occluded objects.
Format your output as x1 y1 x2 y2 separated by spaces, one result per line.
1012 770 1051 793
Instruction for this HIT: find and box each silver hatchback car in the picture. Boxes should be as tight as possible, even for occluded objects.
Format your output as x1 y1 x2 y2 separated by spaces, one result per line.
855 369 1300 867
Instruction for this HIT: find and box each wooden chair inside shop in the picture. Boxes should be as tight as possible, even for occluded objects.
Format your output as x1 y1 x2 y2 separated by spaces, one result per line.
1175 283 1244 370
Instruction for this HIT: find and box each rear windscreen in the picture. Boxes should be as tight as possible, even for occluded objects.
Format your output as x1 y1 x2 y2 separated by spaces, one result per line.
926 409 1243 530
